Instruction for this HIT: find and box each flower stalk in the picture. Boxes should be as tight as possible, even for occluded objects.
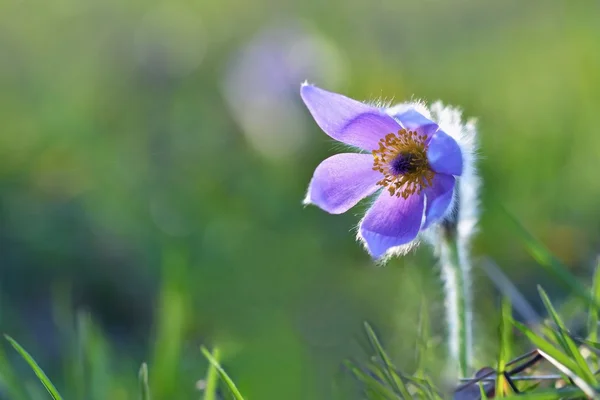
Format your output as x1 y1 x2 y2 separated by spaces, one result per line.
438 210 472 378
426 102 479 378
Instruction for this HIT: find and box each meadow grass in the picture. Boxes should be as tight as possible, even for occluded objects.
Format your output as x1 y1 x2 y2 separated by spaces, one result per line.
2 217 599 399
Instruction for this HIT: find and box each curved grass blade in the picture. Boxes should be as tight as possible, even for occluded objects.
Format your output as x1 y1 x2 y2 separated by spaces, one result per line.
4 335 63 400
202 347 220 400
201 346 244 400
398 374 440 398
587 258 600 370
479 382 489 400
139 363 151 400
496 298 513 397
537 349 597 398
502 209 599 311
344 360 399 400
512 322 580 380
537 286 597 385
363 322 411 398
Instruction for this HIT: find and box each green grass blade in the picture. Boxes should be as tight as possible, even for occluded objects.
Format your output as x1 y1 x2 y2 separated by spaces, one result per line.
496 298 512 397
344 360 398 400
363 322 411 398
514 321 599 397
537 349 598 398
503 210 598 310
4 335 63 400
363 362 437 398
201 346 244 400
150 248 188 399
537 287 569 350
538 324 564 353
479 382 489 400
398 374 438 398
587 258 600 371
364 361 407 399
537 286 597 384
202 347 220 400
512 321 581 377
138 363 151 400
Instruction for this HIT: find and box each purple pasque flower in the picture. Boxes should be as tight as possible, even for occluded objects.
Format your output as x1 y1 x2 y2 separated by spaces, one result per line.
301 84 463 259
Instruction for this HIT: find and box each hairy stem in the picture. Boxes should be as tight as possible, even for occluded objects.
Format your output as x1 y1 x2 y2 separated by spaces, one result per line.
439 225 472 378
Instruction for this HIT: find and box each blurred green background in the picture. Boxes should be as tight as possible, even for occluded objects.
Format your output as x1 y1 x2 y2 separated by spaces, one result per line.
1 0 599 399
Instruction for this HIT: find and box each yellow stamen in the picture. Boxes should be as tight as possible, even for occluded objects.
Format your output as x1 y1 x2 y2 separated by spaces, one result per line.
372 129 435 199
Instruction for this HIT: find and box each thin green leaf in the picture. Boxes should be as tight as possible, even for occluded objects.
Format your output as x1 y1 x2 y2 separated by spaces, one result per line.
537 349 598 398
538 324 564 352
201 346 244 400
587 257 600 371
503 210 599 311
537 286 597 385
202 347 220 400
363 322 411 398
537 287 569 350
496 298 513 397
4 335 63 400
150 248 188 399
345 360 399 400
479 382 489 400
512 321 581 379
420 377 443 400
139 363 151 400
390 372 433 396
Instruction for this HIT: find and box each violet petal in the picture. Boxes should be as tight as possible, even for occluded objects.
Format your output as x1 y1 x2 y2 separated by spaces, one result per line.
359 191 425 258
422 174 455 229
395 108 439 138
427 130 463 175
301 84 401 151
305 153 381 214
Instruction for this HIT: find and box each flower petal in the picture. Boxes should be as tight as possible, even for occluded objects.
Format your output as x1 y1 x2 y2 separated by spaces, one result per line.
427 130 463 175
359 191 425 258
305 153 381 214
395 108 438 138
422 174 455 229
301 84 401 151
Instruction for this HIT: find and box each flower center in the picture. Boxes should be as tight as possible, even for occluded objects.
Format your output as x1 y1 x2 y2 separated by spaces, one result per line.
372 129 434 199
